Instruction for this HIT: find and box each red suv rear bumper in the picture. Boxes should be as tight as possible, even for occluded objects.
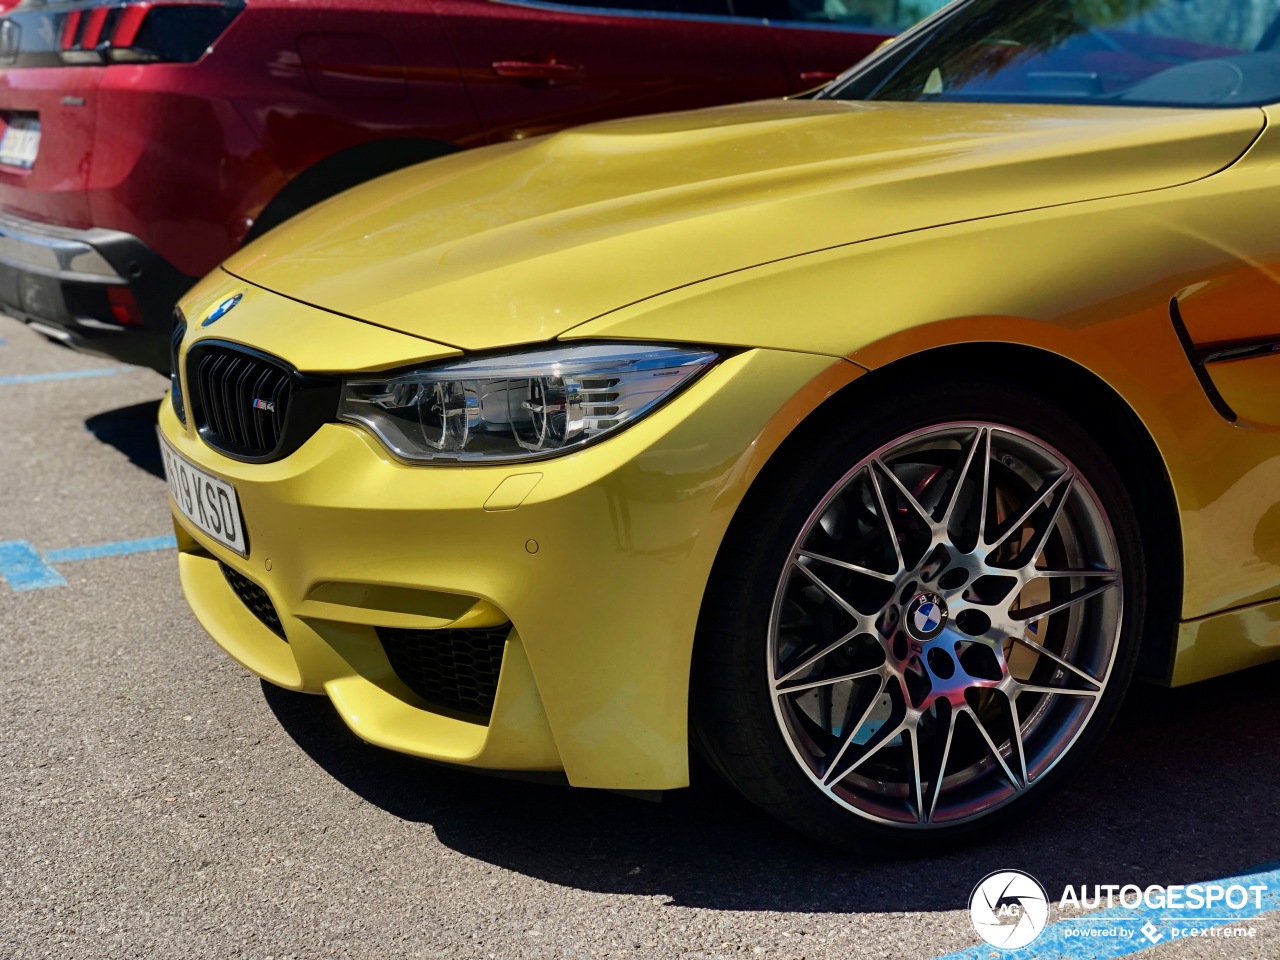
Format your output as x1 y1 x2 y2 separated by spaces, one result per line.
0 208 194 370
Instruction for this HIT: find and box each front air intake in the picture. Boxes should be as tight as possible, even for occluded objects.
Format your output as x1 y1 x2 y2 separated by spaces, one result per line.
220 562 286 641
377 626 510 721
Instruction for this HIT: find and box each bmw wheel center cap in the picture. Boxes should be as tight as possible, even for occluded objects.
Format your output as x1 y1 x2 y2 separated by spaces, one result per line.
906 592 948 642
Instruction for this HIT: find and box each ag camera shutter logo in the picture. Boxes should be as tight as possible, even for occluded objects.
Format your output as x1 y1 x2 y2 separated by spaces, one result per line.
969 870 1050 950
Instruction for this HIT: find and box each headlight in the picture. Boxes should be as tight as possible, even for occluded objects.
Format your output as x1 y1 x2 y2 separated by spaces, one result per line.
339 342 719 464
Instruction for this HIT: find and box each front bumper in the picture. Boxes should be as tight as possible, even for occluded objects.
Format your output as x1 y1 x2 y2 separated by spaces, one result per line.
0 208 194 371
160 310 858 791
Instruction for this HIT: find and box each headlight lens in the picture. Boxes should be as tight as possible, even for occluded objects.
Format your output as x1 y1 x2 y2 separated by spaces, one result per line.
339 342 719 464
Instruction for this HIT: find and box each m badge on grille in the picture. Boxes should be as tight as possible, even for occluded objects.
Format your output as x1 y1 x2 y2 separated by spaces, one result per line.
253 398 276 412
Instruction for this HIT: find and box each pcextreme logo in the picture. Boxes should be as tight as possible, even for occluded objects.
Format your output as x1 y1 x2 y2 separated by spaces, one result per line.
969 870 1050 950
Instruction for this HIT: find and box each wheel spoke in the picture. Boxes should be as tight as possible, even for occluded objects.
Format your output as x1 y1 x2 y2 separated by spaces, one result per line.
1013 579 1117 624
986 470 1073 554
822 675 893 785
963 705 1023 792
797 548 896 584
926 707 958 823
975 428 993 544
906 724 925 824
791 560 863 622
1009 632 1103 690
939 426 988 530
776 627 865 686
777 664 883 694
867 466 905 573
829 718 907 784
1008 473 1074 567
1031 567 1118 580
1003 691 1030 787
1013 681 1101 699
872 458 934 532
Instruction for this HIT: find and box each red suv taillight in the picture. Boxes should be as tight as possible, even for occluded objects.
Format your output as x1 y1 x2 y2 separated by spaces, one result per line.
54 0 243 65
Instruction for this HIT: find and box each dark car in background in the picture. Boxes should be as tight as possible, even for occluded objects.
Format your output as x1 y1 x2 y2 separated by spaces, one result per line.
0 0 945 371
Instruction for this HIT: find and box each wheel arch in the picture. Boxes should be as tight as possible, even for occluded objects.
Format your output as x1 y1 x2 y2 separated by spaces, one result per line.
245 137 462 244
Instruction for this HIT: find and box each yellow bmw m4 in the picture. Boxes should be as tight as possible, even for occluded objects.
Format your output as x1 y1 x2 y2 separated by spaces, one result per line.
160 0 1280 852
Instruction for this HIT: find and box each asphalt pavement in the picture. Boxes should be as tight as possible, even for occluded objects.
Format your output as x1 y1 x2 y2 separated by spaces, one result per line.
2 313 1279 959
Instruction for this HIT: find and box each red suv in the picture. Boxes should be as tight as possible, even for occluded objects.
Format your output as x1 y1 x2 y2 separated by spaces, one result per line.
0 0 941 371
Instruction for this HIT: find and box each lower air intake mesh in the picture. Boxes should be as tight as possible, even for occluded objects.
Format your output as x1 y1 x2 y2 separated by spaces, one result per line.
377 626 509 720
220 562 287 641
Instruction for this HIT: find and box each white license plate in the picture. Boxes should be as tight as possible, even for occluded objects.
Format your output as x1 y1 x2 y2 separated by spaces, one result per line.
0 118 40 169
158 431 249 557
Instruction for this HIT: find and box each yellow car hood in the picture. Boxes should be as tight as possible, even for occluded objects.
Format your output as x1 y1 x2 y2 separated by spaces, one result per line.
224 99 1263 352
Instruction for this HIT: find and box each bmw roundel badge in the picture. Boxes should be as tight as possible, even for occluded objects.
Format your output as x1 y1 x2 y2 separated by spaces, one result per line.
905 591 948 642
202 292 244 327
914 602 940 635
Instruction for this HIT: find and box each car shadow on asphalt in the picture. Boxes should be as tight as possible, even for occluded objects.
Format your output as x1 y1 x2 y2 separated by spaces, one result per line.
85 400 165 479
262 660 1280 913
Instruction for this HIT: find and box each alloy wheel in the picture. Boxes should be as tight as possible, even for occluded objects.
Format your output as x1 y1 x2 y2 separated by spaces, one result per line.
767 422 1123 827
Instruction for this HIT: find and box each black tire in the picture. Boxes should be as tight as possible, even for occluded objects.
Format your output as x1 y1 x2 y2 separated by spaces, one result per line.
691 377 1149 855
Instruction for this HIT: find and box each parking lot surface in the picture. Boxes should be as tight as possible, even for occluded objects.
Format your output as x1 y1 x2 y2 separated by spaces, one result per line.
2 312 1279 959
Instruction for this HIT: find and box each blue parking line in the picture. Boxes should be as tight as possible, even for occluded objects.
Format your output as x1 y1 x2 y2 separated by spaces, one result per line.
0 368 122 385
0 535 176 591
0 541 68 591
936 863 1280 960
45 535 177 563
